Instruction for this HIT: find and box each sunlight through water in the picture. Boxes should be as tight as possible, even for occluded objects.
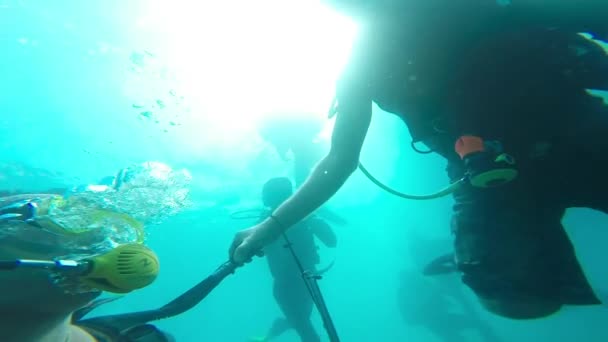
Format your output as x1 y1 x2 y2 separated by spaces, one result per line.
133 0 358 157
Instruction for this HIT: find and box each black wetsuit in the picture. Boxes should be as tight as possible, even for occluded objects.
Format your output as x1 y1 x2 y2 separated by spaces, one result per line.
264 219 322 342
336 2 608 312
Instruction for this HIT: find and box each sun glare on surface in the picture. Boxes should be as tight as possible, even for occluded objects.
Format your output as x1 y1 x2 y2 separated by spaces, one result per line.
136 0 357 151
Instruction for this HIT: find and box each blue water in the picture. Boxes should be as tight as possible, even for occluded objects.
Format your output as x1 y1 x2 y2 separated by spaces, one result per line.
2 1 608 341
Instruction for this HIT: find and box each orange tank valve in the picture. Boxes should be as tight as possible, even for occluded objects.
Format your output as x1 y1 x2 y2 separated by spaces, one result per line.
454 135 485 159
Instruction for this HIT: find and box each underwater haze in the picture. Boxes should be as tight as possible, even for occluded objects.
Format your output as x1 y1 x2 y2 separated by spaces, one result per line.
1 0 608 341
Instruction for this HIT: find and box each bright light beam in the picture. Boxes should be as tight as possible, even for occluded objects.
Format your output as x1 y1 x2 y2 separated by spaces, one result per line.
135 0 357 157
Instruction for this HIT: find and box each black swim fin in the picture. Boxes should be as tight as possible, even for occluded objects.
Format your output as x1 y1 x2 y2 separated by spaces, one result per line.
76 261 237 331
72 296 123 322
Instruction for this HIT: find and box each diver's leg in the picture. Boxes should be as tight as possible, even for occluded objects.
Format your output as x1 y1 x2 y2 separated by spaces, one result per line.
273 280 320 342
448 158 600 319
263 317 290 341
263 282 293 341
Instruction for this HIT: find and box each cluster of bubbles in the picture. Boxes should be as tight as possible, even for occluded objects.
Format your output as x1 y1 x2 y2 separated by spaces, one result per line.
0 161 192 259
65 161 193 226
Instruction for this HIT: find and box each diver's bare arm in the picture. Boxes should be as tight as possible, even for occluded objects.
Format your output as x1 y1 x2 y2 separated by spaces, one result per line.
262 99 372 235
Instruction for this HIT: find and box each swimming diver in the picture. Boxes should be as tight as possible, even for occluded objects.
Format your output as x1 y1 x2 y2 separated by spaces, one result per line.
229 0 608 319
253 177 337 342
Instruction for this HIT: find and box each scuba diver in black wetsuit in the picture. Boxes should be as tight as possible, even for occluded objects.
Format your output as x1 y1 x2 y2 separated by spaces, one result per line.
230 0 608 320
252 177 337 342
